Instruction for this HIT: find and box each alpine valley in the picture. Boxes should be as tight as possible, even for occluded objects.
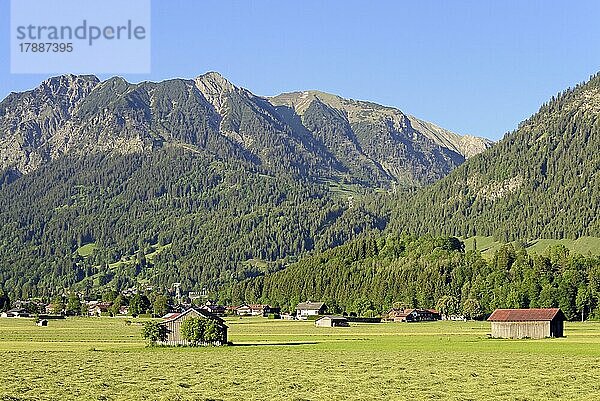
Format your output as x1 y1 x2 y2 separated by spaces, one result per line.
0 72 599 318
0 72 489 298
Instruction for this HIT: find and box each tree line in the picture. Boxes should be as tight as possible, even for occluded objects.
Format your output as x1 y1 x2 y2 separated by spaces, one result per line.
228 235 600 321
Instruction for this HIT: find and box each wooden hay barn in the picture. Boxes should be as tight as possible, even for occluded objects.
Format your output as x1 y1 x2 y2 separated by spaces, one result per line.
315 315 349 327
160 308 228 346
487 308 565 339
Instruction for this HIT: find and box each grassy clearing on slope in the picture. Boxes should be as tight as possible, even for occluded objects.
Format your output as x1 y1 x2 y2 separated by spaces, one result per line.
527 237 600 256
1 317 600 400
462 235 600 259
75 243 97 257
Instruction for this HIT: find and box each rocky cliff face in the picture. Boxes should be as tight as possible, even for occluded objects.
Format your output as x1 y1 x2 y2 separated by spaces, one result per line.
0 73 493 186
0 74 100 175
270 90 492 184
405 116 493 158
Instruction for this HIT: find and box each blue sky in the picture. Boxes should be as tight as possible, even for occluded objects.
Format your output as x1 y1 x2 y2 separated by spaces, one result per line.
1 0 600 140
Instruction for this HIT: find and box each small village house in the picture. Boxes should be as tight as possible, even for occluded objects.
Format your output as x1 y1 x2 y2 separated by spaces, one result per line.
1 308 30 318
487 308 565 339
88 302 112 317
386 308 440 322
199 301 226 316
296 301 327 319
160 307 228 346
235 304 279 317
262 305 281 316
315 315 349 327
235 305 252 316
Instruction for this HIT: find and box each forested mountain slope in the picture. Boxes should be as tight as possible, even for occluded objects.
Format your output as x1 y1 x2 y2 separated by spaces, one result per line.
0 146 392 299
390 73 600 241
0 73 490 299
231 234 600 321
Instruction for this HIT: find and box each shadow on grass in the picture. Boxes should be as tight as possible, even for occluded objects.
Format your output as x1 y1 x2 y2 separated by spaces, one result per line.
231 341 318 347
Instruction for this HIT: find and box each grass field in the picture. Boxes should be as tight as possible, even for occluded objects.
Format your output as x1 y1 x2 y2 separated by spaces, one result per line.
462 236 600 259
1 318 600 400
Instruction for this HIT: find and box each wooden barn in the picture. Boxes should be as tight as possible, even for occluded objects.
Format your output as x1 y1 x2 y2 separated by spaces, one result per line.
487 308 565 339
315 315 349 327
160 308 228 346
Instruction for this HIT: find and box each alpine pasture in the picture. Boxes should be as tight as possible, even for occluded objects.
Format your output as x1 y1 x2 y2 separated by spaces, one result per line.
1 318 599 400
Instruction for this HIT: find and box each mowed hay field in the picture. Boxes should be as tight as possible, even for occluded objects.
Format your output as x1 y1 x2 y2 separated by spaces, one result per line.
1 318 600 400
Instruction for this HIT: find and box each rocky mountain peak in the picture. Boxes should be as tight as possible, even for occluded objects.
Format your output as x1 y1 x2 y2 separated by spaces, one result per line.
271 90 492 160
194 72 238 113
1 71 494 186
39 74 100 104
270 91 347 116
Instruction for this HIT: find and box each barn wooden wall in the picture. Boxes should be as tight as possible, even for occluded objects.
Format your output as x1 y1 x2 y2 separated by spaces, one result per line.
491 321 550 339
160 313 227 346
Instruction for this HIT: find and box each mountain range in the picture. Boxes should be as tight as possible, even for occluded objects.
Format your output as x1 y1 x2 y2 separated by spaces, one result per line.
1 71 598 302
0 72 491 187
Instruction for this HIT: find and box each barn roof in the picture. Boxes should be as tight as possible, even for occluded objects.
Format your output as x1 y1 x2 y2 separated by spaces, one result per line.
161 307 227 326
162 312 181 320
317 315 347 321
296 302 325 310
487 308 564 322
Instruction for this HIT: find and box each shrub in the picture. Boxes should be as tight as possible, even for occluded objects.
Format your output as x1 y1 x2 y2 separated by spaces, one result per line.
180 317 206 346
141 321 167 346
180 317 225 346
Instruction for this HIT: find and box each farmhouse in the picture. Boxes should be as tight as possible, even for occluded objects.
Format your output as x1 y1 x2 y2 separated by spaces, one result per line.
199 301 226 316
296 301 327 319
160 307 228 346
88 302 112 317
236 304 280 317
487 308 565 339
315 315 349 327
1 308 30 318
386 308 440 322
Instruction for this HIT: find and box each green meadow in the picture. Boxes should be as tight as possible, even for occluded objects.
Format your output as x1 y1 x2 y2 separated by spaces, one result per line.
461 236 600 259
1 317 600 400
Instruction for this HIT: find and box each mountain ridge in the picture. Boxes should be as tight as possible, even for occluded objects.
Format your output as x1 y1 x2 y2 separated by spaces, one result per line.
0 72 492 187
389 72 600 240
270 89 492 159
